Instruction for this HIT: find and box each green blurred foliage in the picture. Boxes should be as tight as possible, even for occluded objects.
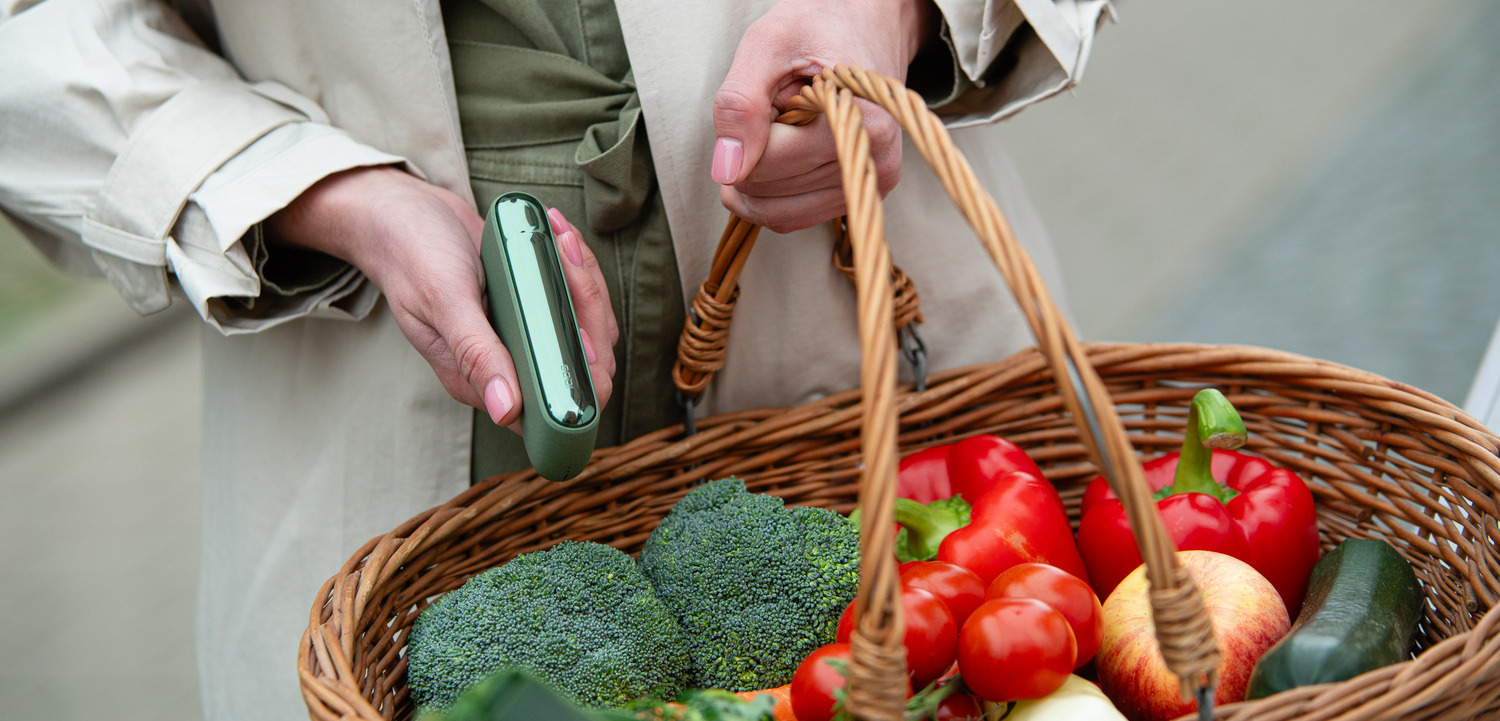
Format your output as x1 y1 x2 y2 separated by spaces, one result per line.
0 216 84 344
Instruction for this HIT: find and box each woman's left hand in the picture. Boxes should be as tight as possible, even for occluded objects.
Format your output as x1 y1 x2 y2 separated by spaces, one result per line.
711 0 936 233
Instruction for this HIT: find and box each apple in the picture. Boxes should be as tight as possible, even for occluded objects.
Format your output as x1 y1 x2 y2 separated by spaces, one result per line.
1096 550 1290 721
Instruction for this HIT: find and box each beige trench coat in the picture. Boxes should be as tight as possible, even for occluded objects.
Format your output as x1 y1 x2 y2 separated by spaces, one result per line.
0 0 1109 718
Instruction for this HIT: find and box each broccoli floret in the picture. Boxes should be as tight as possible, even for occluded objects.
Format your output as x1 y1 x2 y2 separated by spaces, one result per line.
406 541 692 714
637 478 861 691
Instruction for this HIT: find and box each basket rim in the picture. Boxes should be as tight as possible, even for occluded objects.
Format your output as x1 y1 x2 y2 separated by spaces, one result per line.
300 341 1500 721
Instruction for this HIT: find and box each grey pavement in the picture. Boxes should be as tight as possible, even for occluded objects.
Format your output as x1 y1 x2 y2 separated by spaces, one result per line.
0 317 201 720
999 0 1494 402
0 1 1492 719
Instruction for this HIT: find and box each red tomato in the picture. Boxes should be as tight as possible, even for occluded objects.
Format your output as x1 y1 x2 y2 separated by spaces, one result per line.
958 598 1076 702
836 587 959 688
790 644 850 721
934 691 984 720
790 643 912 721
901 561 987 628
986 563 1103 667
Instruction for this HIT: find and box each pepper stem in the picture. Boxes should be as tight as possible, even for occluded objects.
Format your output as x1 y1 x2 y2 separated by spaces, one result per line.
1161 389 1247 503
892 496 971 563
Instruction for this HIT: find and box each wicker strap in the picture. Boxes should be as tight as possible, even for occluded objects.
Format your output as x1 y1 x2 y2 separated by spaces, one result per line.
833 218 924 330
671 215 761 396
670 121 924 401
787 66 1221 716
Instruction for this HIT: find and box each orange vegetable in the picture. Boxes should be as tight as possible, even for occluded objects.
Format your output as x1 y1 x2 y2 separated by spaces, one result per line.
736 684 797 721
659 685 797 720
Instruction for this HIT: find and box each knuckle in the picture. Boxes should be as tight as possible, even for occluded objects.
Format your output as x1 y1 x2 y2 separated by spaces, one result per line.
572 276 605 313
450 332 498 388
867 113 900 148
713 84 762 125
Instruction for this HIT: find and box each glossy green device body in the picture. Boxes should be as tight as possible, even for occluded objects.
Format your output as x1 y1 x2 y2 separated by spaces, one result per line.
480 192 598 481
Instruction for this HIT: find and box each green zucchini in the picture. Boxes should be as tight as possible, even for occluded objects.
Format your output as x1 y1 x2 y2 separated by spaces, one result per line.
1246 538 1424 699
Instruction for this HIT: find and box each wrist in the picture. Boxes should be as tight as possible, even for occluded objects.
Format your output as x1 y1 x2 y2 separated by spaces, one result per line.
267 165 415 269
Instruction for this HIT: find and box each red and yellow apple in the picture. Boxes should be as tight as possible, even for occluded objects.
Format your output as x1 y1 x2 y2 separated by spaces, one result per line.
1096 550 1290 721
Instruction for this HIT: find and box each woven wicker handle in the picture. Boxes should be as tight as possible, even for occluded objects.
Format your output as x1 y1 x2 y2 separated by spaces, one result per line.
678 66 1223 720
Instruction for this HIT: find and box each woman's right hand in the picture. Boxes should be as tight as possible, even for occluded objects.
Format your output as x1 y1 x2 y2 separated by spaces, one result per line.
268 166 619 429
711 0 936 233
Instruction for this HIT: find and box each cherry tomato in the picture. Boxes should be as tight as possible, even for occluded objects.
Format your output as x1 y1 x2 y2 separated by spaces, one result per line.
987 562 1103 667
790 643 913 721
901 561 987 628
958 598 1076 702
790 643 850 721
836 586 958 688
934 691 984 720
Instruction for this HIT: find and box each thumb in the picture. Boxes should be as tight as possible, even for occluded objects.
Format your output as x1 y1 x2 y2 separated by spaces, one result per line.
712 52 783 185
443 301 525 428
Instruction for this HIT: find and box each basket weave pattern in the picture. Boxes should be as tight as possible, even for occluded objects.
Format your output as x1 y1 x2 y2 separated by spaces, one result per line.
300 344 1500 720
300 67 1500 720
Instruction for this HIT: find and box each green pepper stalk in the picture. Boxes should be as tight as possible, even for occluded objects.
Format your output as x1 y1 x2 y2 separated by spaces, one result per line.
1153 388 1248 503
890 496 972 563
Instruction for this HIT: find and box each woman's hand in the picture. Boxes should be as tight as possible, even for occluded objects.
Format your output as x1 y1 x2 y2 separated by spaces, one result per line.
269 166 619 429
711 0 936 233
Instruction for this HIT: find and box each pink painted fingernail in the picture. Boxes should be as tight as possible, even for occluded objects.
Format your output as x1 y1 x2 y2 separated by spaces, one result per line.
483 378 513 425
579 328 598 364
546 207 568 234
560 230 585 267
711 138 743 184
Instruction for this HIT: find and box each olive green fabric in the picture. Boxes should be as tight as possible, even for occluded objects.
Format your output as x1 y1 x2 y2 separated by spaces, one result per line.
444 0 686 483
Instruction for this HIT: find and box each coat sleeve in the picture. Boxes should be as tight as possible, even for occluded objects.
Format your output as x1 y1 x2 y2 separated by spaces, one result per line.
0 0 411 334
915 0 1114 128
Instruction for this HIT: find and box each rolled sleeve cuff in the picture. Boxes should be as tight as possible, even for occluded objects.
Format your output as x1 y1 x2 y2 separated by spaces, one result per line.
928 0 1114 128
73 75 413 335
173 121 409 334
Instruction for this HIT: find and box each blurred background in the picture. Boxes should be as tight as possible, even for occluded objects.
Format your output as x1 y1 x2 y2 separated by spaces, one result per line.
3 1 1498 719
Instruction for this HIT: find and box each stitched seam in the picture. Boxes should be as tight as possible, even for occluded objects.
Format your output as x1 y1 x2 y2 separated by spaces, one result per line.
93 82 299 239
574 0 592 69
613 227 632 431
416 0 473 204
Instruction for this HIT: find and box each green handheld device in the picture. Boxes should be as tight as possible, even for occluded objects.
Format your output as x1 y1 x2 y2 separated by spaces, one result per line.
480 192 598 481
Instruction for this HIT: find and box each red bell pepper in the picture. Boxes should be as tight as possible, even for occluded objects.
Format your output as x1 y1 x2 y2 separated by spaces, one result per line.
898 435 1049 504
1076 389 1320 615
946 434 1048 501
892 435 1089 586
898 445 955 503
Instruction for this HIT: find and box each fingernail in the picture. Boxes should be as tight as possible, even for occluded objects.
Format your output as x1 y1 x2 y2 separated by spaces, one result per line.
560 230 585 267
546 207 568 234
579 328 598 364
483 378 513 425
711 138 743 184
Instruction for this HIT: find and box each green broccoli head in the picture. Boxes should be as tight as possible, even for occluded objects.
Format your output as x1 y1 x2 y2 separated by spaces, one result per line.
406 541 692 714
637 478 861 691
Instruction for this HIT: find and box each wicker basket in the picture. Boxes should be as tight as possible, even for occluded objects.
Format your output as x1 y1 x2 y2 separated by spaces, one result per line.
299 67 1500 721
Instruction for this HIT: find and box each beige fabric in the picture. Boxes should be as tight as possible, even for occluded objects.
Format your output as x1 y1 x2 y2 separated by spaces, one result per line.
0 0 1106 718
